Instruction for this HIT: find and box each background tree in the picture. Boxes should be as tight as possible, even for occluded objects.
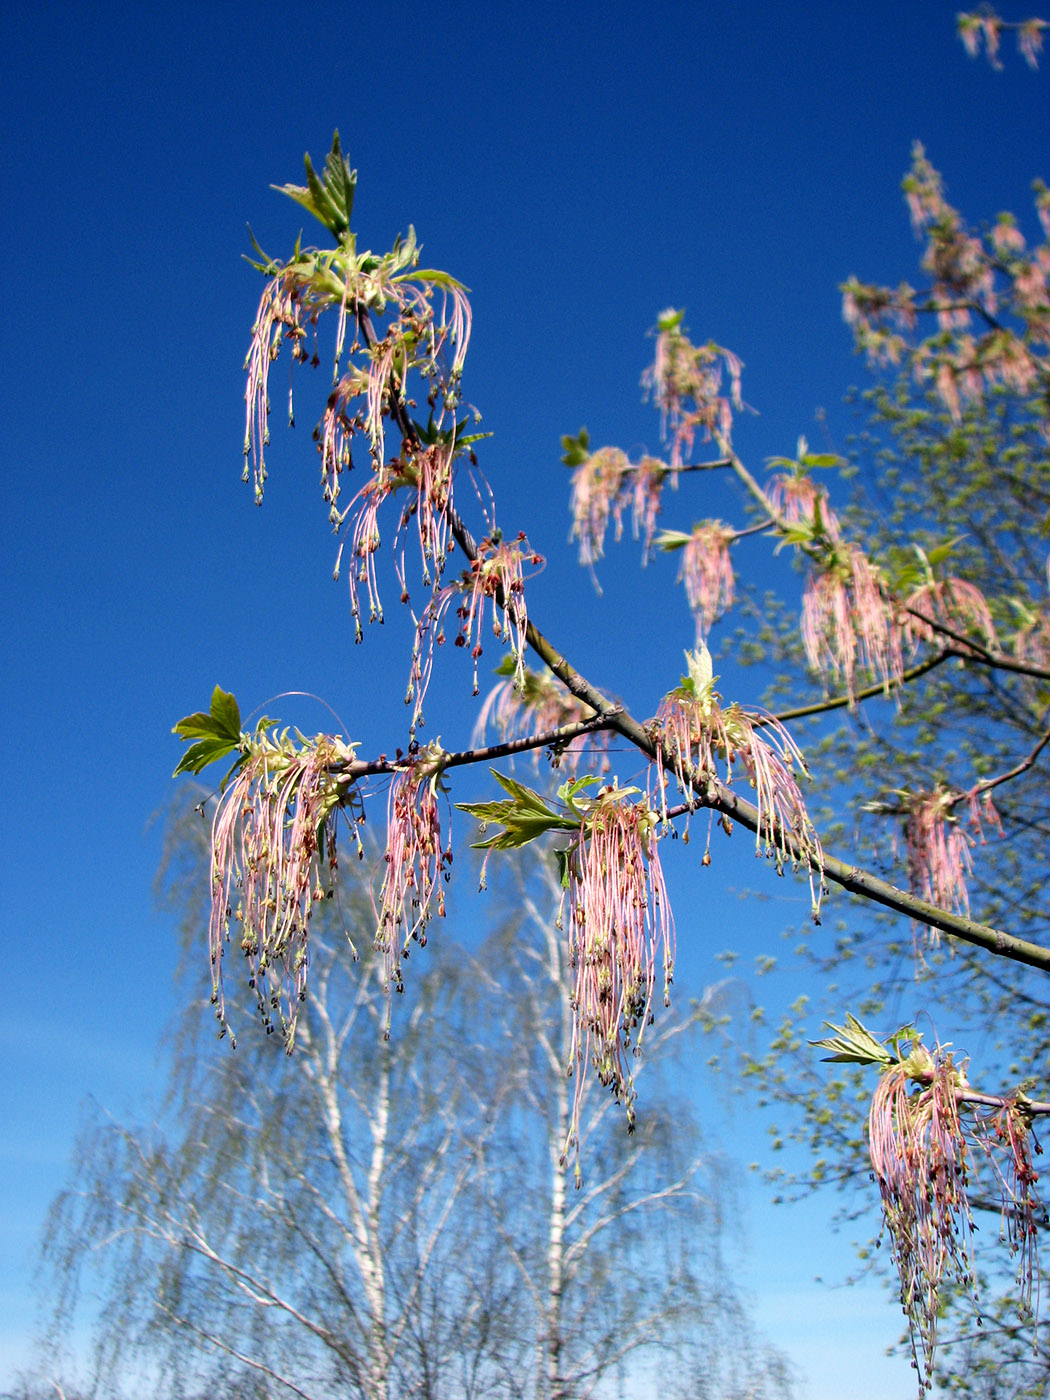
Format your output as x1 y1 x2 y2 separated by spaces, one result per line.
736 372 1050 1392
37 799 789 1400
729 94 1050 1384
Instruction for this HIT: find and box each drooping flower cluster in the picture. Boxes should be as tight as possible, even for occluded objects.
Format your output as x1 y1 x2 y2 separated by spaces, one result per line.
982 1097 1044 1318
902 788 976 919
899 785 1003 925
472 661 613 774
670 522 736 645
869 1043 977 1395
564 786 675 1159
766 470 841 542
1014 599 1050 668
651 648 823 915
406 531 543 733
957 8 1047 69
569 446 629 570
802 538 1001 699
643 309 745 466
373 755 453 1015
208 731 360 1046
246 229 471 504
243 143 475 648
568 447 668 573
902 576 998 653
868 1038 1044 1394
243 260 326 504
802 545 903 699
628 455 667 562
333 438 462 639
843 145 1050 436
452 530 541 692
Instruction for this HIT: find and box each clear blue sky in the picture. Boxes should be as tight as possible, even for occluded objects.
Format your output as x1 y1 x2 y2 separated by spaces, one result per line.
2 1 1046 1395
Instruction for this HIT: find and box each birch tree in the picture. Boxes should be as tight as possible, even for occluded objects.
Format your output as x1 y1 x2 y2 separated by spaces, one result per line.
37 805 787 1400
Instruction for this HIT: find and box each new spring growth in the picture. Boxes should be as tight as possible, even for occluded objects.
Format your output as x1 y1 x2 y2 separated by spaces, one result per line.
373 742 453 1027
560 778 675 1171
652 647 823 917
242 134 477 642
814 1015 1046 1395
642 308 745 467
207 726 362 1049
456 772 673 1166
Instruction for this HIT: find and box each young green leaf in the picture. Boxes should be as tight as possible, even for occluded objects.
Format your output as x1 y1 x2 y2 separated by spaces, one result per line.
810 1013 895 1067
561 428 591 467
456 768 580 850
172 687 243 778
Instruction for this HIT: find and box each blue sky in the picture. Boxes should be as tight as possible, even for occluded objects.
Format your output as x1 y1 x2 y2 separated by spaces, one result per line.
2 1 1047 1395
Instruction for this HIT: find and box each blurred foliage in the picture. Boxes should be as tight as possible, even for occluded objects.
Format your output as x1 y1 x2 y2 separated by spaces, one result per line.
735 377 1050 1391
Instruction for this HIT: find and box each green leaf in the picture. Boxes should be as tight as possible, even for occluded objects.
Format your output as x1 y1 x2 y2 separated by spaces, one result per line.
560 428 590 467
272 135 356 241
411 269 470 292
925 534 967 569
653 529 691 552
208 686 241 741
173 736 242 780
172 710 218 740
172 687 244 779
553 844 573 888
556 773 602 815
323 130 356 233
798 453 841 469
456 768 579 851
809 1013 894 1067
656 307 685 333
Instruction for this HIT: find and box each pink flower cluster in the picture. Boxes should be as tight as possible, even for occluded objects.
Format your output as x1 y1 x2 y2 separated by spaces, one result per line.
472 665 613 775
802 538 1001 699
564 790 674 1158
569 448 667 572
678 522 736 645
869 1040 1043 1392
766 472 841 542
642 313 745 466
902 786 1002 926
903 788 975 920
406 530 542 733
1015 603 1050 669
243 238 474 635
958 9 1046 68
902 577 998 653
869 1045 976 1393
338 440 458 645
454 531 541 691
373 762 452 1016
243 265 319 504
843 146 1050 436
985 1098 1043 1318
652 681 823 915
208 734 357 1046
802 547 903 699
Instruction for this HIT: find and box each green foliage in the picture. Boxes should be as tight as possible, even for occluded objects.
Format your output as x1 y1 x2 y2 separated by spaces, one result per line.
560 425 590 466
273 130 357 240
810 1014 895 1068
171 685 244 782
457 768 582 851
